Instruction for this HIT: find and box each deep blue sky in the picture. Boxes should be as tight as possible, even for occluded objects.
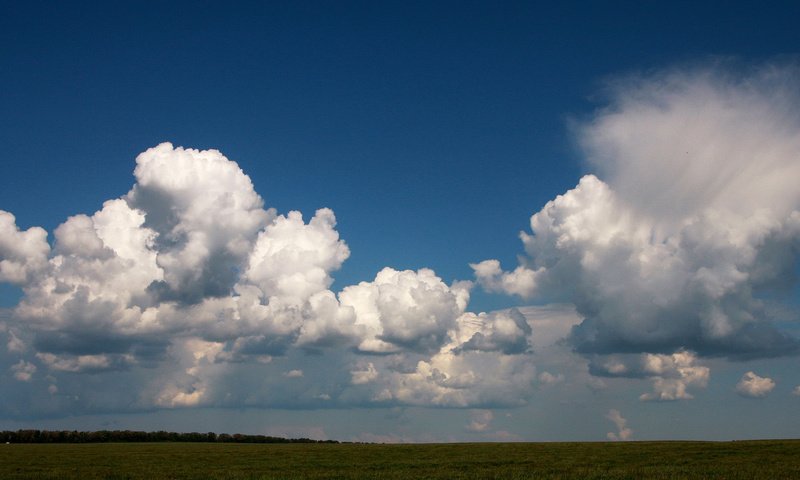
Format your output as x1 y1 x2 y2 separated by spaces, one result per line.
3 1 798 307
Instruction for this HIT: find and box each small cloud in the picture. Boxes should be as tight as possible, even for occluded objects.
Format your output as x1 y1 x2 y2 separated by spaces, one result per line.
793 385 800 396
283 369 303 378
11 360 36 382
586 377 607 392
6 329 25 353
606 409 633 441
736 371 775 398
48 384 58 395
466 409 494 432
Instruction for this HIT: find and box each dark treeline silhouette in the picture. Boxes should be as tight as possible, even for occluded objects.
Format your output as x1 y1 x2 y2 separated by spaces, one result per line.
1 429 338 444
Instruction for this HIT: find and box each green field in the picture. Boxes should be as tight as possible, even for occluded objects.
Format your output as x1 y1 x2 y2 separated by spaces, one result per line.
1 440 799 479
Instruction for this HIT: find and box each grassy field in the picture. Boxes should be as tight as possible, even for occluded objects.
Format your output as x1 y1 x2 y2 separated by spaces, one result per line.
1 440 799 479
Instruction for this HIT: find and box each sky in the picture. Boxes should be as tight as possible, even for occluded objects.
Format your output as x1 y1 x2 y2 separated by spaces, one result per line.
1 1 799 442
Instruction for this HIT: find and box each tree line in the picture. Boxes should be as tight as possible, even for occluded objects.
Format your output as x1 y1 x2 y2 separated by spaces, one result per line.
1 429 339 444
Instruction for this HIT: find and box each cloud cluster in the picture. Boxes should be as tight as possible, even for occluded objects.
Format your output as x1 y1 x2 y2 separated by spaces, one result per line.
0 143 538 415
474 64 800 360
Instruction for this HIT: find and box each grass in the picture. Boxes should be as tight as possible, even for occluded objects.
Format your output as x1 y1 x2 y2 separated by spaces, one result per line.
1 440 799 479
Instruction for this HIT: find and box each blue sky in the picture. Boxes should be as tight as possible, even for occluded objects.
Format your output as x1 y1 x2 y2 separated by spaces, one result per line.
1 1 799 441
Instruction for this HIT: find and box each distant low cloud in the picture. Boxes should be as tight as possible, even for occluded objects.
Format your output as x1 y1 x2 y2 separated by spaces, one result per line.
736 371 776 398
474 63 800 360
465 409 493 432
10 360 36 382
606 409 633 441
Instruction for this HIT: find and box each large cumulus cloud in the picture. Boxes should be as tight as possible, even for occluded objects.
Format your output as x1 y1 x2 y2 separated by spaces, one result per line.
0 143 538 416
474 64 800 360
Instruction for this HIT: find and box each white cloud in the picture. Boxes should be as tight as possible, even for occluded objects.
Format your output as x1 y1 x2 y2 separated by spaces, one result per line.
127 143 274 303
0 142 551 415
736 371 776 398
606 409 633 441
453 309 532 355
340 267 470 353
474 64 800 359
243 208 349 305
793 385 800 396
0 211 50 285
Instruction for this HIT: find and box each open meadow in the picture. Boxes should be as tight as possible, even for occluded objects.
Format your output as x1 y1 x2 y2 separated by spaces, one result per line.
1 439 799 479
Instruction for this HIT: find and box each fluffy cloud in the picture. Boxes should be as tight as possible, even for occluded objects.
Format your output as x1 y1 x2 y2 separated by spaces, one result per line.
127 143 273 304
736 371 775 398
589 350 709 401
792 385 800 396
243 209 349 305
0 211 50 285
474 64 800 360
0 142 542 416
453 309 532 355
340 268 470 354
606 409 633 441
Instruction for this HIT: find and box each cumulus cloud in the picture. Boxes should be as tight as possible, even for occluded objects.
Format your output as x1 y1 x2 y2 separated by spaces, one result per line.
339 268 470 354
453 309 532 355
606 409 633 441
736 371 776 398
243 208 349 306
792 385 800 396
0 142 545 416
474 64 800 360
0 212 50 285
127 143 273 304
589 350 709 401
